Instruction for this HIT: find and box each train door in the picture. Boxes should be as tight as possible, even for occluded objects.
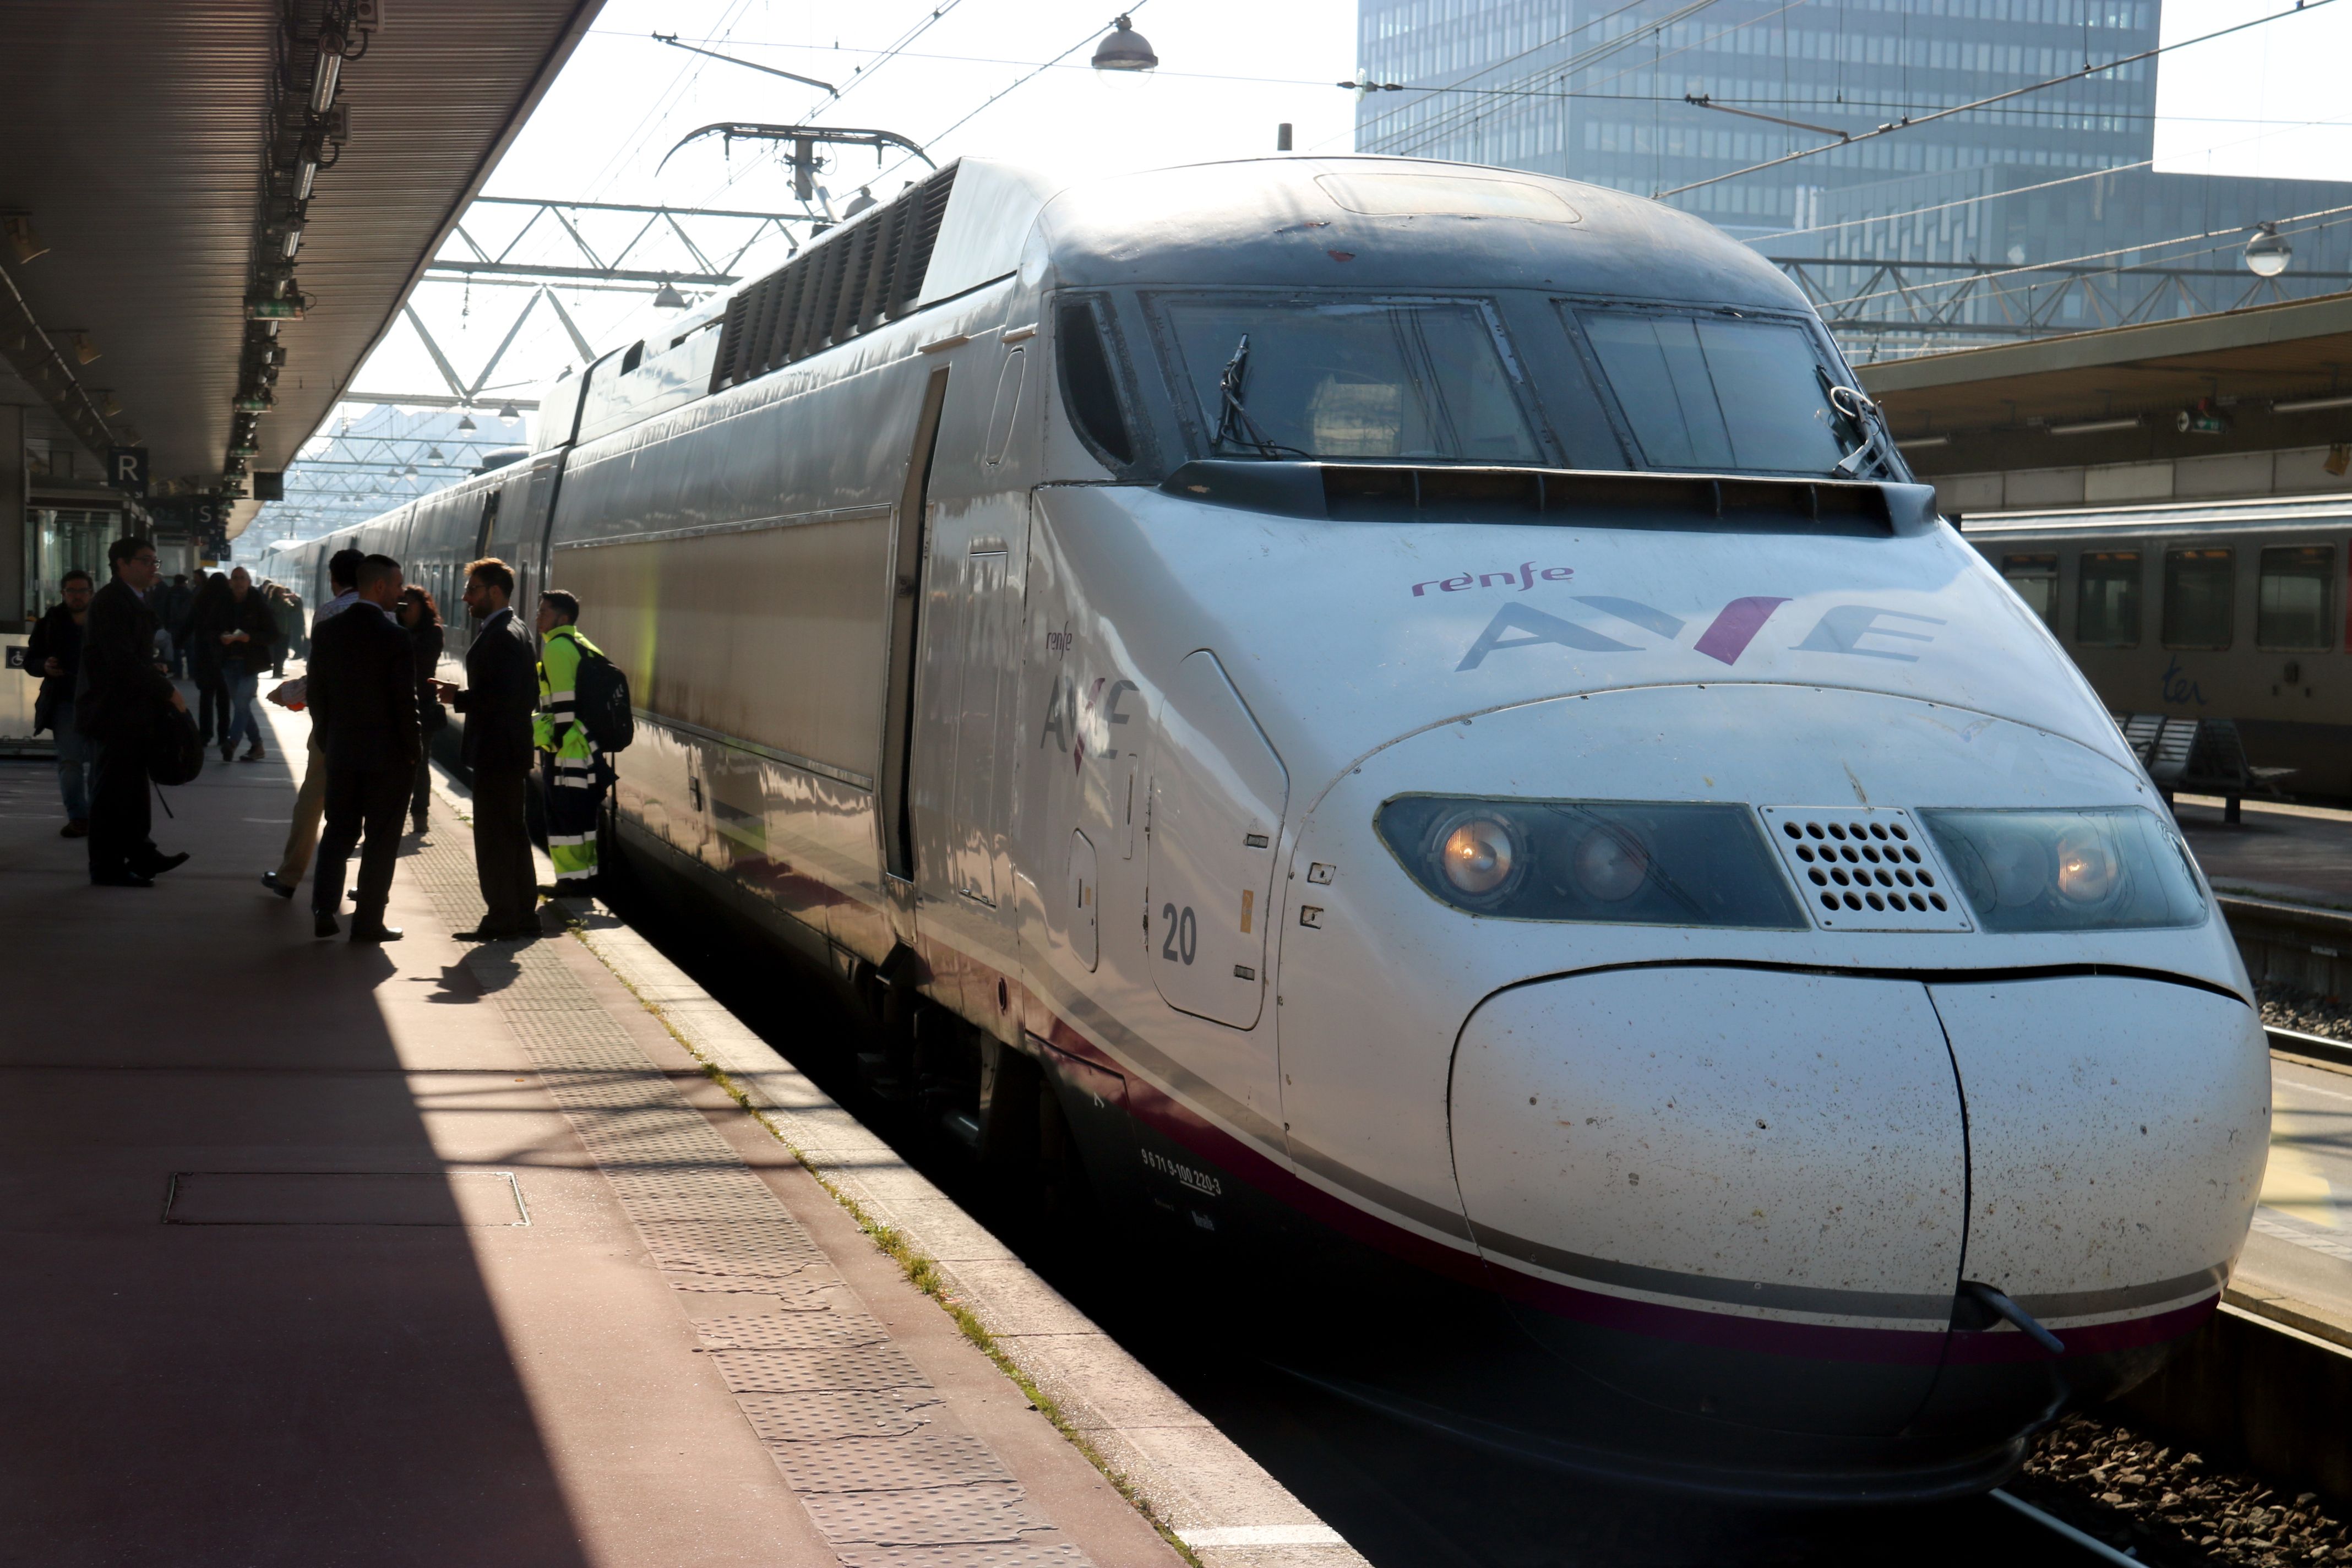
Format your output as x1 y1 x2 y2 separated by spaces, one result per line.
878 366 954 928
1146 649 1287 1033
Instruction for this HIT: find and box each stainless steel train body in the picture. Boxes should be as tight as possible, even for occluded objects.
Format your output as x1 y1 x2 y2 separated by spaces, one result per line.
286 155 2268 1500
1966 496 2352 794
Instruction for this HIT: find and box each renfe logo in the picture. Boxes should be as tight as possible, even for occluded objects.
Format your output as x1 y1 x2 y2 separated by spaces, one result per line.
1411 562 1573 596
1456 597 1945 671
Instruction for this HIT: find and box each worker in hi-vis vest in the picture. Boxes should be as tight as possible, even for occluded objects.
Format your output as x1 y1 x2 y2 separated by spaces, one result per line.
532 589 610 892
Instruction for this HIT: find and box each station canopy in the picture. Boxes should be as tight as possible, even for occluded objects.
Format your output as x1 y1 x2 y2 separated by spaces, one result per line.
0 0 601 532
1860 291 2352 444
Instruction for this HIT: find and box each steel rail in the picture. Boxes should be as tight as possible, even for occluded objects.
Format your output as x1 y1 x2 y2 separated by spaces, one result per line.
1988 1489 2146 1565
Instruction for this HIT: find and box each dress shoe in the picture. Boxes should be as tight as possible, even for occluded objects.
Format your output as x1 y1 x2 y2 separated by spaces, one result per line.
314 911 340 939
241 744 265 763
349 923 404 943
92 872 156 888
220 740 235 763
260 870 298 899
59 819 88 838
137 851 190 877
453 923 537 943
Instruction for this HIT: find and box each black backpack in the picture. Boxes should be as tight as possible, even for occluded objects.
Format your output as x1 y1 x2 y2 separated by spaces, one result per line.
574 646 634 754
147 702 206 787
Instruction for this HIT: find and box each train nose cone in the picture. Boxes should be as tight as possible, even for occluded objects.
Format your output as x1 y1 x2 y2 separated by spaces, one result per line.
1452 967 1968 1437
1917 975 2267 1419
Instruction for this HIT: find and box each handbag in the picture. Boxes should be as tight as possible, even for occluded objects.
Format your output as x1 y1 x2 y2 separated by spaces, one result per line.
147 702 206 787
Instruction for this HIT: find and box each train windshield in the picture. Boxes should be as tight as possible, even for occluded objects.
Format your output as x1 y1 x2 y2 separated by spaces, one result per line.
1575 309 1860 478
1158 297 1542 464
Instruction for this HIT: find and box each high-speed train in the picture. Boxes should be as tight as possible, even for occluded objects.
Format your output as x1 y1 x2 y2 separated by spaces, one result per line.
285 155 2268 1501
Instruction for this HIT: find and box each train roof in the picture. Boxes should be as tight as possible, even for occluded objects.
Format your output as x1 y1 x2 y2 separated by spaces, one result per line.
1029 155 1816 314
1963 491 2352 536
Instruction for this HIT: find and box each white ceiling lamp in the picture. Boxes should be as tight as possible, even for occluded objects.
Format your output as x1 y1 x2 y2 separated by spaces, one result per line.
456 410 477 433
2246 222 2292 279
651 279 687 310
497 401 520 420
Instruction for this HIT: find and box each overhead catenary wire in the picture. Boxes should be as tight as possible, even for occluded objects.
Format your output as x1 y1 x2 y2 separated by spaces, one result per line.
845 3 1161 199
1812 195 2352 317
1755 106 2352 246
1657 0 2342 197
1355 0 1825 164
791 0 973 119
1355 0 1728 155
1344 0 1676 147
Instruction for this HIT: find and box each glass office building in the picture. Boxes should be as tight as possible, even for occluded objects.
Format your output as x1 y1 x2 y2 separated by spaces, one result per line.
1354 0 2352 352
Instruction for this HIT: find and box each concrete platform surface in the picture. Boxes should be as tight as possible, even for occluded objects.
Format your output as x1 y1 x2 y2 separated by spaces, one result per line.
2176 792 2352 908
0 694 1199 1568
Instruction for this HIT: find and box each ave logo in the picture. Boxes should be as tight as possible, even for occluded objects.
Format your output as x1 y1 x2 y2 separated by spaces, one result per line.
1456 596 1943 671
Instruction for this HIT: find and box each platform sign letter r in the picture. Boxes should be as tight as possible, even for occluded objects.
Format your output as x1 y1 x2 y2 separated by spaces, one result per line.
107 447 148 497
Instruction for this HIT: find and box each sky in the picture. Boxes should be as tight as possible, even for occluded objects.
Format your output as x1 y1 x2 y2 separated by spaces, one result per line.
330 0 2352 432
2152 0 2352 181
333 0 1356 421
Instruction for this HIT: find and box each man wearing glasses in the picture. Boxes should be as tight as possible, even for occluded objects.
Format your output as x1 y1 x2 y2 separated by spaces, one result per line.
77 537 190 888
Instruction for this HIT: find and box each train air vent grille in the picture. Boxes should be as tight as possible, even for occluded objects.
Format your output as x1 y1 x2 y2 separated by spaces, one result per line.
707 161 961 395
1757 806 1973 933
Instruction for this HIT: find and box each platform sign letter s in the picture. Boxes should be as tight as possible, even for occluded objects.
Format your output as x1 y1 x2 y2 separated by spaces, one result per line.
106 448 148 497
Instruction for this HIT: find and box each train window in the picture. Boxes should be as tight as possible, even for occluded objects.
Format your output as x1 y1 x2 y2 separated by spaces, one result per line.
2076 551 2142 647
2257 545 2335 650
2161 547 2234 650
1159 296 1540 464
1056 300 1135 467
2000 553 2058 624
1576 311 1852 476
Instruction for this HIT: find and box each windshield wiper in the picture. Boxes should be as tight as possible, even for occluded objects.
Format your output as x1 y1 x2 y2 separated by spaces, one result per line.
1823 375 1897 480
1211 334 1309 460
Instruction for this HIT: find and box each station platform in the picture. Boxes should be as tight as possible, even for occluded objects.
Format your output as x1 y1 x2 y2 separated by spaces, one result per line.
2152 794 2352 1356
2174 792 2352 908
0 692 1338 1567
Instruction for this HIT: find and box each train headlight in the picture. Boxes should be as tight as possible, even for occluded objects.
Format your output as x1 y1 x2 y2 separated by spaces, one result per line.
1439 815 1519 897
1570 824 1649 902
1919 808 2206 932
1378 797 1803 928
2054 826 2121 904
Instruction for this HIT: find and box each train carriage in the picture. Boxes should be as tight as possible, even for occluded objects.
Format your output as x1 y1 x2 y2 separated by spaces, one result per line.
1964 496 2352 796
283 154 2269 1500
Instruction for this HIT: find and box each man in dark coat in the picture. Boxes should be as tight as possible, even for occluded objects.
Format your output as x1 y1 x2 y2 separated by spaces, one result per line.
305 554 419 943
76 537 190 888
215 565 280 763
24 568 94 835
431 557 540 940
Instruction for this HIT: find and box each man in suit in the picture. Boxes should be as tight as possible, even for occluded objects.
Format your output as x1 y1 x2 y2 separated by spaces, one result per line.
306 554 420 943
78 536 192 888
430 557 540 941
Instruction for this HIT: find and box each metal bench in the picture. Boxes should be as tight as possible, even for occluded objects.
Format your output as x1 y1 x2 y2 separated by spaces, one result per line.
2113 713 2295 823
